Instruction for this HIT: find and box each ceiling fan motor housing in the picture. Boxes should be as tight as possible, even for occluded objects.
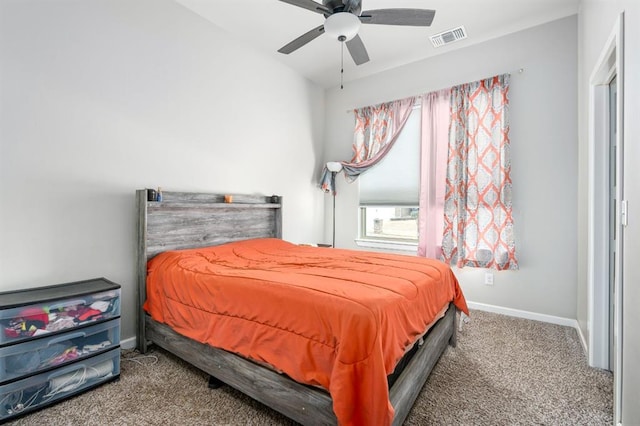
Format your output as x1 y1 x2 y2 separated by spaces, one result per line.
323 0 362 15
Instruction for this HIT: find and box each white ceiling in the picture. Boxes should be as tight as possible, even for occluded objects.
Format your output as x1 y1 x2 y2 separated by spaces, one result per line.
175 0 579 88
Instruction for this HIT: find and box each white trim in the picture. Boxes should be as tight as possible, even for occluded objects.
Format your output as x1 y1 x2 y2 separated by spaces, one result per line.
614 14 624 424
123 304 586 353
123 303 589 354
576 320 589 356
354 238 418 253
467 302 591 356
121 336 137 350
467 301 579 328
588 11 621 371
588 84 610 369
587 12 624 425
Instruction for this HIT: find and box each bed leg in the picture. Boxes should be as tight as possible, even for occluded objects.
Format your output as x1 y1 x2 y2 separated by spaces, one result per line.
448 307 457 348
208 375 224 389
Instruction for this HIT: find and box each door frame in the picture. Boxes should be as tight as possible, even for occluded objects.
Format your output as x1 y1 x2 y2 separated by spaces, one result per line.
587 11 624 424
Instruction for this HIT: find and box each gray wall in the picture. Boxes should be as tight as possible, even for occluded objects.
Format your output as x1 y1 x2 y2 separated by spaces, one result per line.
3 1 637 421
324 16 578 320
0 0 326 343
577 0 640 422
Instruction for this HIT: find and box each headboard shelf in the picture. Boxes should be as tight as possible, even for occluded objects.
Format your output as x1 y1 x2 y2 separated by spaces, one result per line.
147 202 281 210
149 191 279 205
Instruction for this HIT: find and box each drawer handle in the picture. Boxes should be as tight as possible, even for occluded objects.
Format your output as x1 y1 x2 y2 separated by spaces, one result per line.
48 299 87 311
48 331 87 345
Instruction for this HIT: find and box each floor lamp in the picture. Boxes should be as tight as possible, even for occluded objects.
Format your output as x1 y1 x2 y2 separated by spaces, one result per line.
326 161 343 248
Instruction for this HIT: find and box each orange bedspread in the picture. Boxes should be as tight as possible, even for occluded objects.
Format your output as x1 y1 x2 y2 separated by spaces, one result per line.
144 238 468 425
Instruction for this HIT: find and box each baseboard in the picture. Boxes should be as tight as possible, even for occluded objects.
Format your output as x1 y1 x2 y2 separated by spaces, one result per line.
575 321 589 355
120 336 137 350
467 301 583 337
120 304 588 354
468 301 592 358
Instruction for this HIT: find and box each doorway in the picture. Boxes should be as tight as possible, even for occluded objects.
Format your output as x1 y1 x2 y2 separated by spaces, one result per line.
607 75 616 372
588 12 624 424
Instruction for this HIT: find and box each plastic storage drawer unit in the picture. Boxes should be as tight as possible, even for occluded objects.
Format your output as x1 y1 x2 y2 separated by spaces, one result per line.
0 348 120 421
0 279 120 345
0 319 120 383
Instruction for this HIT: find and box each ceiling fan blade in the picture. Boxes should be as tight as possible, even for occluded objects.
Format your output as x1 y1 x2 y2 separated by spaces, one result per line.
360 9 436 26
278 25 326 54
346 34 370 65
278 0 330 15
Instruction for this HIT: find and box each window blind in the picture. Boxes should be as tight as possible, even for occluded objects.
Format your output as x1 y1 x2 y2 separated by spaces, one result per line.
359 108 420 206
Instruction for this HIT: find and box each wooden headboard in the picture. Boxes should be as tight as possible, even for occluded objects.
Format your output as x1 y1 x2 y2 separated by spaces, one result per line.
135 189 282 350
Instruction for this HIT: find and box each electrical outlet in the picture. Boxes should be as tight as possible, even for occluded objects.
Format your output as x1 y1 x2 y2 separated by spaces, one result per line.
484 272 494 286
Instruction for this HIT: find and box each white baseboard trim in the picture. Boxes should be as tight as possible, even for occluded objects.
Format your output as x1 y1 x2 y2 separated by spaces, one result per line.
121 336 137 350
119 304 589 354
575 321 589 355
468 301 591 357
467 301 585 349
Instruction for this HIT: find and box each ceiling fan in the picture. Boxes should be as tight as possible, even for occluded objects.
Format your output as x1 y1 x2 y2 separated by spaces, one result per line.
277 0 436 66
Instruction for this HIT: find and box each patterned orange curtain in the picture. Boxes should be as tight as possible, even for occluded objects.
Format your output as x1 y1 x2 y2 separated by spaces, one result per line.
442 74 518 270
320 97 415 194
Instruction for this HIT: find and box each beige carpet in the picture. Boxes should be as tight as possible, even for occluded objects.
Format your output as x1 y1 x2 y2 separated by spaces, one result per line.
6 310 613 425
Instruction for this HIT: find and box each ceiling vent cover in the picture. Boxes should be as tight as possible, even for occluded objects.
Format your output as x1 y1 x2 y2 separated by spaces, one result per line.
429 25 467 48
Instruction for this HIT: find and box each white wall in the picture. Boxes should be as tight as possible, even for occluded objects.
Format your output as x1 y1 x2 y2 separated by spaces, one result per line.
577 0 640 422
0 0 326 342
324 16 578 320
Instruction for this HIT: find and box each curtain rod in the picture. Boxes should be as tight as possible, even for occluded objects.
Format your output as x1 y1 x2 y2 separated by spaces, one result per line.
345 68 525 113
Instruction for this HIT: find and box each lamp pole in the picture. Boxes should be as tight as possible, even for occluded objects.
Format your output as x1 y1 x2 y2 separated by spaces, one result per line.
326 161 343 248
332 171 337 248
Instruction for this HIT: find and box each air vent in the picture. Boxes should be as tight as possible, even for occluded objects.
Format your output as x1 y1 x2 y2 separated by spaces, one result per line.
429 25 467 48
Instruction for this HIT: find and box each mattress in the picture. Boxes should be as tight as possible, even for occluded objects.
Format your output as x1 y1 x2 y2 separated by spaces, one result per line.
144 238 468 425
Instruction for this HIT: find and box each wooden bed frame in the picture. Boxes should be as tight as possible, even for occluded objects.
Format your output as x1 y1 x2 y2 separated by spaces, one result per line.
136 190 457 425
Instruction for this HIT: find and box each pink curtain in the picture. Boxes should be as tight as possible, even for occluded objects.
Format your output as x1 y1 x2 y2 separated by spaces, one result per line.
442 74 518 270
320 97 415 194
417 89 451 258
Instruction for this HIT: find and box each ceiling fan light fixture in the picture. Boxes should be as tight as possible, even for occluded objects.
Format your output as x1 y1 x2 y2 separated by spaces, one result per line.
324 12 361 41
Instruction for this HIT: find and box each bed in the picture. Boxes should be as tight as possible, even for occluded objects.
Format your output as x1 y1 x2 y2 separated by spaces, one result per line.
136 190 468 425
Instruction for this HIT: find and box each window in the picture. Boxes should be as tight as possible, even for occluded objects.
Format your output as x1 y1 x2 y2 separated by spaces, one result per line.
358 106 420 244
360 206 419 242
351 76 514 266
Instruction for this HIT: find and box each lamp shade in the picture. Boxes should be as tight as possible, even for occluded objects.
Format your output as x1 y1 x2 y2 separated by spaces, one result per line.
326 161 343 172
323 12 361 42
